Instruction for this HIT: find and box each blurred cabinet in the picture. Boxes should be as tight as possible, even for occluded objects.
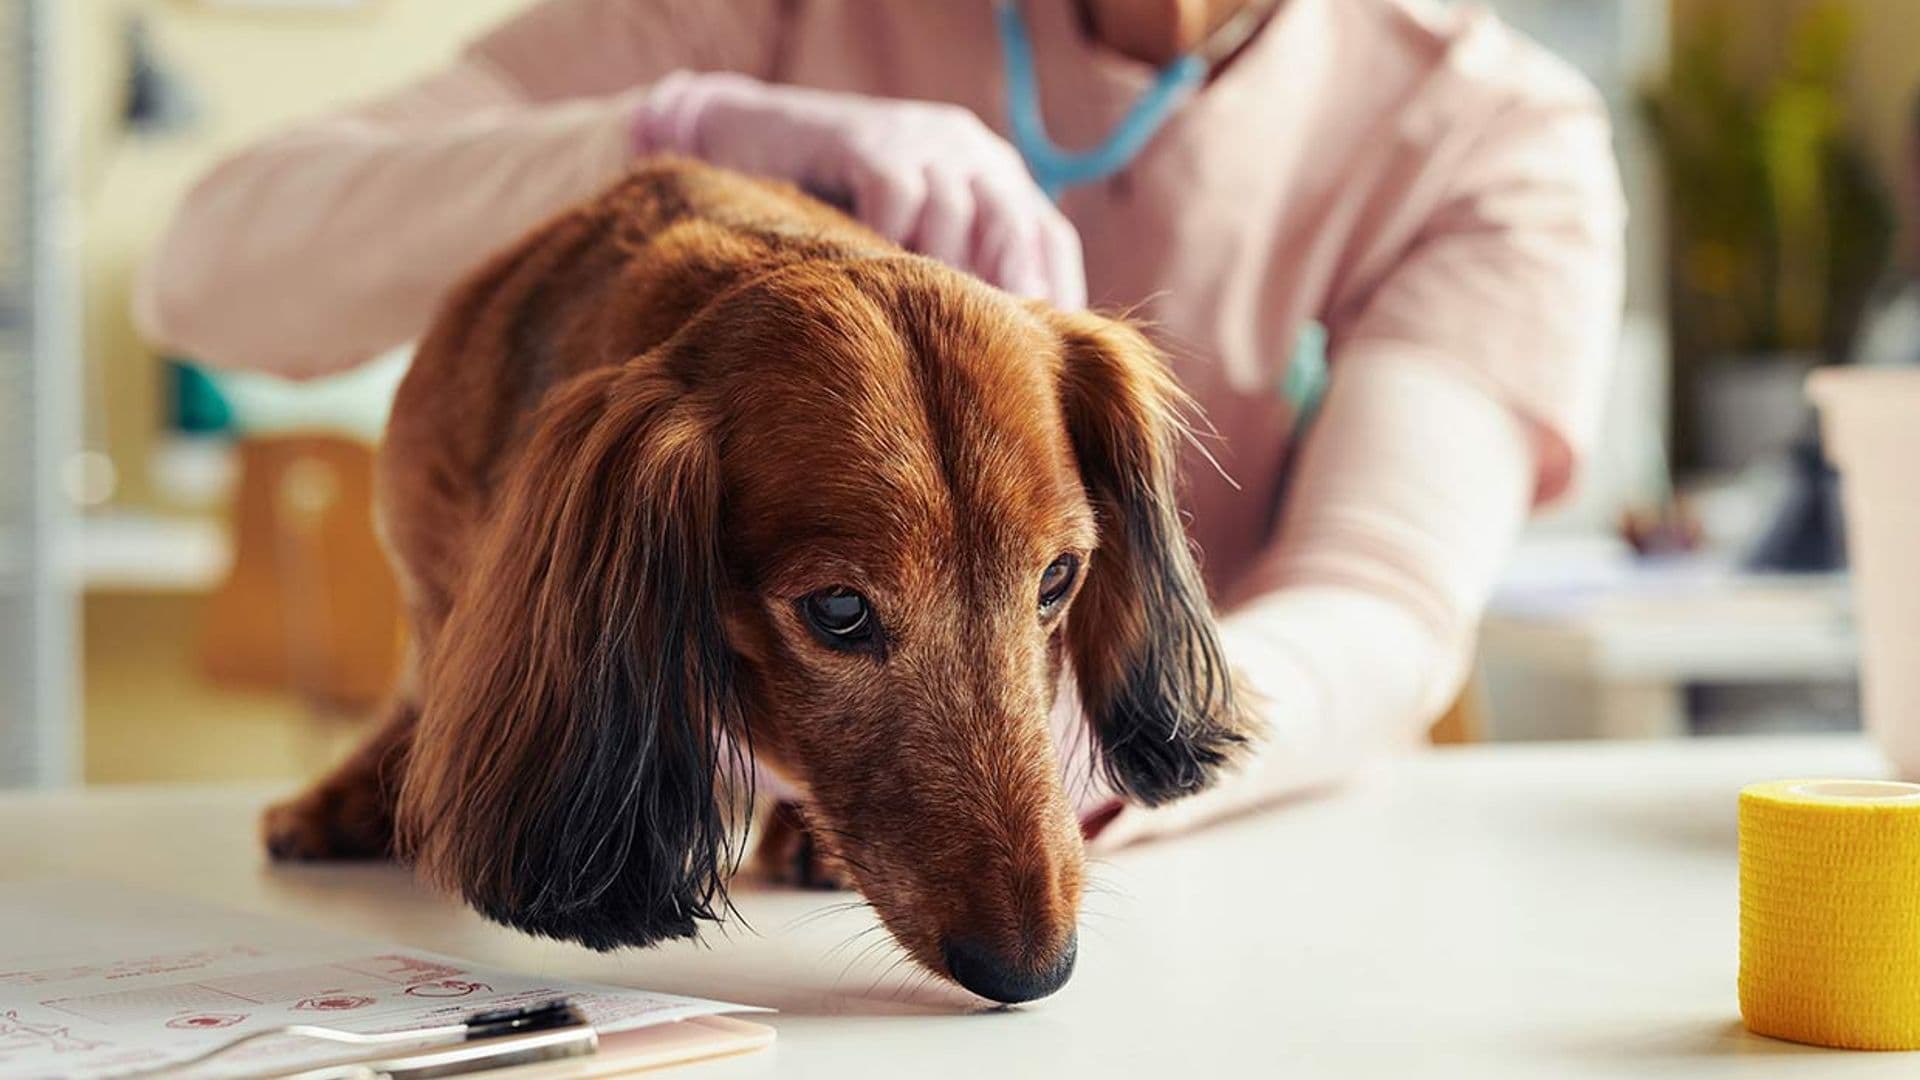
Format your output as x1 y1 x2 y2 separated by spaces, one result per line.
1479 549 1856 739
0 0 79 787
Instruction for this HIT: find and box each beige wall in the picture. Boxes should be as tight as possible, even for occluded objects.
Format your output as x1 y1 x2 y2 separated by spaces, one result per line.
60 0 531 511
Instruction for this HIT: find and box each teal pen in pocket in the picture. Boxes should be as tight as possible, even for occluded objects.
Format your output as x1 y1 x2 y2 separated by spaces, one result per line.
1285 320 1329 424
1268 320 1329 518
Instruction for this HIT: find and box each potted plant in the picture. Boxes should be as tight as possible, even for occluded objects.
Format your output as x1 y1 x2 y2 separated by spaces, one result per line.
1642 2 1891 474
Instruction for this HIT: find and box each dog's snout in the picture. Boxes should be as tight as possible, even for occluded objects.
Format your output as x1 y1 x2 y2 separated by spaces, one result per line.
943 932 1078 1004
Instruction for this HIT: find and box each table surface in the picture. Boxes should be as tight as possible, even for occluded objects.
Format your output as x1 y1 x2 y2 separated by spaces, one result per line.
4 735 1913 1079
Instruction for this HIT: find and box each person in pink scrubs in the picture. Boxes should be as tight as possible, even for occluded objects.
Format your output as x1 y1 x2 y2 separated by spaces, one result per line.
136 0 1624 848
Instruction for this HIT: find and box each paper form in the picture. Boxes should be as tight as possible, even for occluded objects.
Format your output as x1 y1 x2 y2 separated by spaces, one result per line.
0 880 766 1079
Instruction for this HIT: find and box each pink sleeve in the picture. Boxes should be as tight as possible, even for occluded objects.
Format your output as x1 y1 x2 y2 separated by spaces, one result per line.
1080 87 1624 851
134 0 781 378
1329 69 1627 506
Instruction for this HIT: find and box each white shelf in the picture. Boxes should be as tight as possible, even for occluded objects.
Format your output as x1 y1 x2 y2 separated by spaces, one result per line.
79 511 229 593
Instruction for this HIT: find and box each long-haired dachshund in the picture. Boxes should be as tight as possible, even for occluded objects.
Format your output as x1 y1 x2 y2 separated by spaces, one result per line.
262 159 1253 1004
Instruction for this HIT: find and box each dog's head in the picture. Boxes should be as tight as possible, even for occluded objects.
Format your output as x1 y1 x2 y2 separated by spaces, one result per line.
399 257 1251 1003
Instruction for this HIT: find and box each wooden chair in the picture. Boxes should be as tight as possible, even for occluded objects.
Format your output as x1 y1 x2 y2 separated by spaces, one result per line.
199 434 404 714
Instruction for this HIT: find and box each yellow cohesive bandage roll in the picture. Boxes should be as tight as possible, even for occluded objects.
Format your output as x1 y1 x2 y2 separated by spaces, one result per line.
1740 779 1920 1050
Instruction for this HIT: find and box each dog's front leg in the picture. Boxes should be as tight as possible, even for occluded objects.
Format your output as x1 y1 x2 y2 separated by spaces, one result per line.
262 697 416 860
753 801 854 890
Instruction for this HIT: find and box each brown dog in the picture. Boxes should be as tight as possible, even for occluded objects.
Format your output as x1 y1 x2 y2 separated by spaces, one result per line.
262 159 1253 1004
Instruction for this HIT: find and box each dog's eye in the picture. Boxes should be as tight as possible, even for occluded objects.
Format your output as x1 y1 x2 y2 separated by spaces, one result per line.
1039 554 1079 612
801 586 875 647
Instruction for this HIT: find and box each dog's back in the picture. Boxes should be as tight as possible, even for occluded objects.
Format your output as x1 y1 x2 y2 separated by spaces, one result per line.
379 160 885 638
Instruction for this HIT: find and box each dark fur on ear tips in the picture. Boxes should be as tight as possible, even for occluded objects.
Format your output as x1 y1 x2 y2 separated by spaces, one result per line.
1050 310 1259 808
1091 500 1253 807
396 363 751 952
1079 449 1254 808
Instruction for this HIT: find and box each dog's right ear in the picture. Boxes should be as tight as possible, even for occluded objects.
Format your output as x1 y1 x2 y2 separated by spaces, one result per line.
396 360 743 951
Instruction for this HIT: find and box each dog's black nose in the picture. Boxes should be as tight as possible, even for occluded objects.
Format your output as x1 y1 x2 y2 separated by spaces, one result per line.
943 932 1077 1004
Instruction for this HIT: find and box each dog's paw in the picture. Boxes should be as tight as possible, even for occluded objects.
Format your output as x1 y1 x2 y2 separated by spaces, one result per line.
262 789 391 862
754 801 852 890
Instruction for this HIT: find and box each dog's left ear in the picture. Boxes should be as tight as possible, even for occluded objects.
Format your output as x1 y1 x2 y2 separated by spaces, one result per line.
396 360 743 951
1049 309 1257 807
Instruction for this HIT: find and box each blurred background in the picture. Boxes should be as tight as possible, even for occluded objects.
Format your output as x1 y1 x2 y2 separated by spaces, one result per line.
2 0 1916 787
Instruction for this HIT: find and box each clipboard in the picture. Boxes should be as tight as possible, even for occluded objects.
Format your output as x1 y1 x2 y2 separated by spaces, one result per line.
489 1014 775 1078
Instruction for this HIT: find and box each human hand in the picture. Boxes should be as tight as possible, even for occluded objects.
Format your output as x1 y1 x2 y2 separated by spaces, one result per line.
635 71 1086 310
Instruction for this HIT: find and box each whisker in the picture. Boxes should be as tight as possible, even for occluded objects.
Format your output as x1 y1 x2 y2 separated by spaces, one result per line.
887 960 936 1004
834 933 902 991
903 967 947 1006
1084 860 1133 900
822 922 889 962
786 822 880 879
868 950 917 999
829 854 877 878
782 898 872 932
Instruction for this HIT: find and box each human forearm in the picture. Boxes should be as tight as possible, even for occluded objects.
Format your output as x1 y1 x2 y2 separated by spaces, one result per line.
135 62 646 377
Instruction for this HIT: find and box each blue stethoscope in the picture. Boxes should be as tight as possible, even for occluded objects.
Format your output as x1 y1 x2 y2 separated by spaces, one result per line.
994 0 1327 423
993 0 1208 201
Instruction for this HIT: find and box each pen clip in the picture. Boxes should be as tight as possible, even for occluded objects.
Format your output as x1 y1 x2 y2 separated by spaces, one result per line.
372 1022 599 1080
278 1020 599 1080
